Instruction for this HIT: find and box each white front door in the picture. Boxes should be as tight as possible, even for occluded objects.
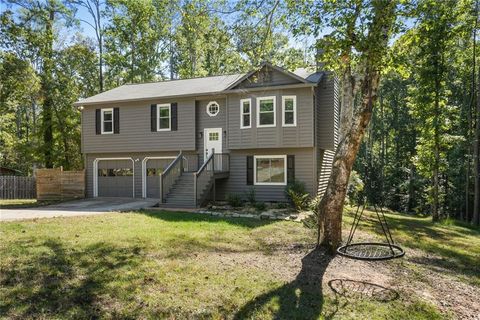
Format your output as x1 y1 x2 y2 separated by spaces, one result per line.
204 128 222 170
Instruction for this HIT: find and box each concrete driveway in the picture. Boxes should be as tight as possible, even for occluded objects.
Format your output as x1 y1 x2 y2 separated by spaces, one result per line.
0 197 159 221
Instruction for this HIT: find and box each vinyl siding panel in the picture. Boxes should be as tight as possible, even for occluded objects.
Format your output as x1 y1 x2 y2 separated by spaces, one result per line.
195 97 227 163
315 73 339 150
227 87 314 149
215 148 316 202
81 98 196 154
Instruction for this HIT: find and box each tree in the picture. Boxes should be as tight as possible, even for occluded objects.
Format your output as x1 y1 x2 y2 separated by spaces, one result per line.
71 0 105 92
288 0 400 251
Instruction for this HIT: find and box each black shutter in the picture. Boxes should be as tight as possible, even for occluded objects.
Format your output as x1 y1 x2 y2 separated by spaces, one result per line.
95 109 101 134
287 155 295 184
171 102 178 131
246 156 254 185
113 107 120 134
151 104 157 132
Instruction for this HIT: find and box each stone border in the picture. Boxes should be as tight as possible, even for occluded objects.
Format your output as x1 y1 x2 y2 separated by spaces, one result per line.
194 209 312 222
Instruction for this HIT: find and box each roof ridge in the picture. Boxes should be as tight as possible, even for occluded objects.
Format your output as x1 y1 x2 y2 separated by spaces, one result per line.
122 72 244 86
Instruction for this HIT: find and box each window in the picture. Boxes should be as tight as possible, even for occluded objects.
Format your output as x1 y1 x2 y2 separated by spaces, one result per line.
254 155 287 185
209 132 219 141
147 168 164 176
256 96 276 128
206 101 220 117
101 108 113 134
98 168 133 176
282 96 297 127
240 98 251 129
157 104 171 131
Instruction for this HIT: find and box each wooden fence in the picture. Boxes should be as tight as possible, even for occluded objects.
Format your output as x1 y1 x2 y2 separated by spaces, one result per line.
0 176 36 199
36 168 85 201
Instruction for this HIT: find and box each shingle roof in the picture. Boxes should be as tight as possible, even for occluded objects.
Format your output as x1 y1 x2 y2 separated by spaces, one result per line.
74 74 244 106
74 64 324 106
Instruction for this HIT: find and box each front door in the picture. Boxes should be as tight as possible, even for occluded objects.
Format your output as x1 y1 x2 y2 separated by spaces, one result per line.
204 128 222 170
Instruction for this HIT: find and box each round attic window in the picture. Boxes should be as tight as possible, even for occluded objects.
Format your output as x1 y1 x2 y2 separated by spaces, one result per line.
206 101 220 117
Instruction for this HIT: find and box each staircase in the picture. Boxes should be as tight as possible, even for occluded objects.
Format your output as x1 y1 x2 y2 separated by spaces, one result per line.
157 152 229 208
162 173 214 208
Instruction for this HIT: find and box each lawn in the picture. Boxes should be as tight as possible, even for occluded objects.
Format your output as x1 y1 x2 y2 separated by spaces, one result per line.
0 199 59 209
1 209 478 319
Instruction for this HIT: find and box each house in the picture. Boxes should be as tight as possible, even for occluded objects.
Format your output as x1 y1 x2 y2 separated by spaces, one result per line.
74 62 339 207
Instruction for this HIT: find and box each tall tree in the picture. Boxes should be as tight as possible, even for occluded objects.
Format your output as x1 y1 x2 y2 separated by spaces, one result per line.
71 0 105 92
289 0 400 251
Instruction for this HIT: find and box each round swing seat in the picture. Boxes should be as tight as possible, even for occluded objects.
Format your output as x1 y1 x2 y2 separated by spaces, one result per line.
337 242 405 261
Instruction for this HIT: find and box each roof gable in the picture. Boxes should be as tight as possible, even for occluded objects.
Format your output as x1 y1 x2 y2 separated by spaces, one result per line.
226 62 308 90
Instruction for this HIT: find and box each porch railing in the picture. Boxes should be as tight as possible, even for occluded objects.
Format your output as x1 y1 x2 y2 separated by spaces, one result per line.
213 153 230 172
160 151 183 202
194 152 215 207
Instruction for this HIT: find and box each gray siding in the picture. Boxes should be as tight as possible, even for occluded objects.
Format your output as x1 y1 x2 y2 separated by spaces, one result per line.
81 97 196 154
315 73 339 197
227 87 314 150
195 97 227 163
234 67 302 89
215 148 316 202
315 73 339 150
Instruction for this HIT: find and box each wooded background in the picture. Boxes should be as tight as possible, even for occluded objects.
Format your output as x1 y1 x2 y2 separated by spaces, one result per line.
0 0 478 224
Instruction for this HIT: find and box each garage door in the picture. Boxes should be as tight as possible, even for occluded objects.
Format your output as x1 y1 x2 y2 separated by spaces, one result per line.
97 159 134 197
146 158 174 198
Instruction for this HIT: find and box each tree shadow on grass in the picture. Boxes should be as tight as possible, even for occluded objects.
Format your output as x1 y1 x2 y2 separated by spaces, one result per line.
0 238 145 319
139 209 277 229
234 248 334 320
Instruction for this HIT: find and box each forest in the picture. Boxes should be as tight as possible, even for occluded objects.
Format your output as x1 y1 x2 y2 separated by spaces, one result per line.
0 0 479 226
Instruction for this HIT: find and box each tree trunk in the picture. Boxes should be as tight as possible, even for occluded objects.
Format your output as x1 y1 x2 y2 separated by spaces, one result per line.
42 6 55 168
432 57 441 222
318 70 381 252
473 63 480 226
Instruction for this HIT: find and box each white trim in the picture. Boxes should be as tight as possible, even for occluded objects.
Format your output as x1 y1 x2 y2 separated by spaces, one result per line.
141 156 176 198
206 101 220 117
157 103 171 131
282 95 297 127
253 155 287 186
101 108 114 134
240 98 252 129
256 96 276 128
93 157 135 197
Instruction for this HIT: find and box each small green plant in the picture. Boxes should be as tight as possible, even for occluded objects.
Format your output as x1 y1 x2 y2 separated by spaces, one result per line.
287 189 310 211
226 193 243 207
245 187 256 205
254 202 266 211
285 179 310 211
274 202 289 209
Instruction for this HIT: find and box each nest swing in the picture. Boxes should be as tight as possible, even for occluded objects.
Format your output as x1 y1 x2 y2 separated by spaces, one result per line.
337 202 405 261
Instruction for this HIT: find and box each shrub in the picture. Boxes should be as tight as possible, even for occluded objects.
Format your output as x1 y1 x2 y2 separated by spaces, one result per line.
226 193 243 207
245 187 256 205
254 202 266 211
285 179 307 195
274 202 289 209
287 189 310 211
285 179 310 211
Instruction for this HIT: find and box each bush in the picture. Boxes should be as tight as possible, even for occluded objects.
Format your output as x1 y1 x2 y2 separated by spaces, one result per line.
285 179 310 211
254 202 266 211
245 187 256 205
274 202 289 209
226 193 243 207
287 189 310 211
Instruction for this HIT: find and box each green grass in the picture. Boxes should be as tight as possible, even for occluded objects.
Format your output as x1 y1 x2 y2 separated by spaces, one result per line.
343 206 480 286
0 199 61 209
0 210 453 319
